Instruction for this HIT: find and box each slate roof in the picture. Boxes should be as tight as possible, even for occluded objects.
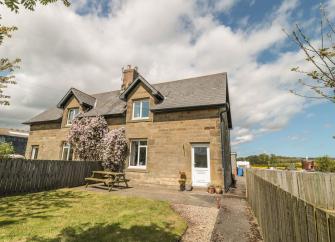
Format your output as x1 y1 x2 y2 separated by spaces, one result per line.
24 72 230 125
120 75 164 101
57 88 96 108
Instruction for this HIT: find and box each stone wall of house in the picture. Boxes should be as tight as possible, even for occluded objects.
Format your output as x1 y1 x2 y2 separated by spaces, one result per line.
108 109 224 187
25 125 69 160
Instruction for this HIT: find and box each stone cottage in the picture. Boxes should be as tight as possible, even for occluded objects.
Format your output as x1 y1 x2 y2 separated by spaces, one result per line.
24 66 233 189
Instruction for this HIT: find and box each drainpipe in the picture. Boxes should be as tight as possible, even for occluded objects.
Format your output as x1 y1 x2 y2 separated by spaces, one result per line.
219 104 232 192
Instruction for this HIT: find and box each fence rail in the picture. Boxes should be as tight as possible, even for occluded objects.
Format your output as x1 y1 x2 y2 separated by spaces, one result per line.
246 169 335 242
250 169 335 210
0 159 102 196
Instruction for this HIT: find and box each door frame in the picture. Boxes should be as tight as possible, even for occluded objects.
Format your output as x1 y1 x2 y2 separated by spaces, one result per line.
191 143 211 187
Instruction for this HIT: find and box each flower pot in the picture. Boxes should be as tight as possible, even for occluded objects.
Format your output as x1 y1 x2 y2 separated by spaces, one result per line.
185 184 193 191
208 186 215 194
215 186 223 194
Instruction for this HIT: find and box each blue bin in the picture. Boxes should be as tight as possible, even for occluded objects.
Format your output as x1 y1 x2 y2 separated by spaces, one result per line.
237 167 244 176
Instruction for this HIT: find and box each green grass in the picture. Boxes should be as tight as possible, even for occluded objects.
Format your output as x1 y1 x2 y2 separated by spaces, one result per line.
0 189 187 242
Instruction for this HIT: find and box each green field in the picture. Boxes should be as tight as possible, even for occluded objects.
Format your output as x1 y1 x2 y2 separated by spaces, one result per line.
0 189 187 242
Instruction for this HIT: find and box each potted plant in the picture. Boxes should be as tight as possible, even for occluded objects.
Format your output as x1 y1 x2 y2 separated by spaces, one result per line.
178 172 186 191
215 184 223 194
207 183 215 194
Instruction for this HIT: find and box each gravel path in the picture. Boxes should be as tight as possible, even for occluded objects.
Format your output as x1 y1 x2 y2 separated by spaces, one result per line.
172 204 218 242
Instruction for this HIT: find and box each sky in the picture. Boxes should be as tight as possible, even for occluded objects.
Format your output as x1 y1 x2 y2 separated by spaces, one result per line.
0 0 334 157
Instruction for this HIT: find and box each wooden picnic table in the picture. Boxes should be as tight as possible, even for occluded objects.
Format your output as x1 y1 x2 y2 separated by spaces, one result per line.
85 170 129 191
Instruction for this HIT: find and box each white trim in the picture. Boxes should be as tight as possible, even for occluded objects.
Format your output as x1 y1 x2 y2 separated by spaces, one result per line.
191 143 211 187
132 99 149 120
128 139 147 169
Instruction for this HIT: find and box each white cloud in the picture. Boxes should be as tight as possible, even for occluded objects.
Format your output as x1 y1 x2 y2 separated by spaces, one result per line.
0 0 315 148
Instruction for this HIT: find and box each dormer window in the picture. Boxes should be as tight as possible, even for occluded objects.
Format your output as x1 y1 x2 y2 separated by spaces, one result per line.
67 108 79 125
132 99 149 120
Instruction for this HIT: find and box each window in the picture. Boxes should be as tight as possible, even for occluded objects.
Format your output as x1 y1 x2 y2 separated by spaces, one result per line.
129 140 147 168
62 143 74 161
66 108 79 125
31 145 39 160
132 100 149 120
193 146 208 168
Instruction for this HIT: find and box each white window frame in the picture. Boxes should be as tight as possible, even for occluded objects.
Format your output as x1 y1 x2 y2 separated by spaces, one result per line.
62 143 73 161
128 139 147 169
31 145 39 160
66 108 79 125
132 99 149 120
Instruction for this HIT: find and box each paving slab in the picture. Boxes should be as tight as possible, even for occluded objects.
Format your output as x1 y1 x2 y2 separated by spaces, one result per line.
77 184 220 207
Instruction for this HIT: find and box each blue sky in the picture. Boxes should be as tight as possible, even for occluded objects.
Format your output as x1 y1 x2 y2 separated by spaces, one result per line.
236 102 335 157
0 0 334 158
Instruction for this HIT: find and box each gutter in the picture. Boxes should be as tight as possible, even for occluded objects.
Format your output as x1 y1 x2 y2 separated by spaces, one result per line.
219 105 233 192
151 103 226 113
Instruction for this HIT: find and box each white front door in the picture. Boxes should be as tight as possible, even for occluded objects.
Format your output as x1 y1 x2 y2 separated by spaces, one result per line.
192 144 210 187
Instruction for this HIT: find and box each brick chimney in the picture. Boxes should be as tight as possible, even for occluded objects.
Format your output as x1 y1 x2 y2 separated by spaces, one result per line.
121 65 139 92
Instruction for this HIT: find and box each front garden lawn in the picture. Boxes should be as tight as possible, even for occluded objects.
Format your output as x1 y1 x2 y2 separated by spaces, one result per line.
0 189 187 242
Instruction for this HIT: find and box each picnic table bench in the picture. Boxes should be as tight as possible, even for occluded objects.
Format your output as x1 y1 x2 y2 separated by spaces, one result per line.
85 171 129 191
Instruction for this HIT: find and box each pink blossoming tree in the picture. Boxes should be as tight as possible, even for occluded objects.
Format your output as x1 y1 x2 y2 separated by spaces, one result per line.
68 116 108 161
102 127 128 171
68 116 129 171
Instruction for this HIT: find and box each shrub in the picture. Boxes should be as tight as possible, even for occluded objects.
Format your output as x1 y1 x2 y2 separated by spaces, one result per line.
0 142 14 158
315 156 335 172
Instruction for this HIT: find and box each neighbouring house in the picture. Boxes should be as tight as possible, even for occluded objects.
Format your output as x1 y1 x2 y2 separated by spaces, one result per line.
0 128 29 156
301 157 315 171
23 66 233 189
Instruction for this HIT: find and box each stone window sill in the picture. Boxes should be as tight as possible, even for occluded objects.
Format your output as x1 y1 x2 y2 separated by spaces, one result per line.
126 168 148 173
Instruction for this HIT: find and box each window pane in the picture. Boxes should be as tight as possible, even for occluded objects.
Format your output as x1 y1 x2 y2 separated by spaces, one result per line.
133 102 141 118
130 141 139 166
68 147 74 161
62 147 69 160
68 108 79 124
73 108 79 116
141 100 149 118
194 147 208 168
140 141 147 146
139 147 146 166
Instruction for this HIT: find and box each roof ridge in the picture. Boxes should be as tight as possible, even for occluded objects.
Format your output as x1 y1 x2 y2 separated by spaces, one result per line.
71 87 96 100
89 72 227 96
153 72 227 86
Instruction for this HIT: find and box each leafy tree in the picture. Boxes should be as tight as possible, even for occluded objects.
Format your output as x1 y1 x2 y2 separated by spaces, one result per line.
269 154 277 167
102 127 128 172
0 0 70 105
68 116 108 161
0 142 14 158
0 0 70 13
316 156 335 172
288 5 335 102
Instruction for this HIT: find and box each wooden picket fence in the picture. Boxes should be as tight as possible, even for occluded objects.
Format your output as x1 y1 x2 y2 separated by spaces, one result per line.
246 169 335 242
0 159 102 196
